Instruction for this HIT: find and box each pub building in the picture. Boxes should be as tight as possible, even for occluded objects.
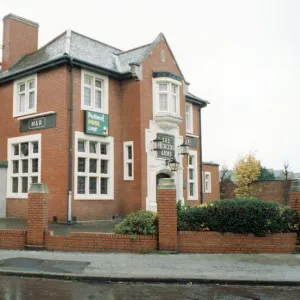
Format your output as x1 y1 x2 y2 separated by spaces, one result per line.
0 14 219 222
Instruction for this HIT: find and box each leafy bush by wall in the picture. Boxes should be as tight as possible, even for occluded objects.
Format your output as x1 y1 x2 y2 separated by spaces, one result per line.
178 198 298 235
114 211 157 235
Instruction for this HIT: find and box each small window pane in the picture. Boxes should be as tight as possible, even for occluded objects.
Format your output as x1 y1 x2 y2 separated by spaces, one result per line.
29 80 35 89
101 178 108 195
32 158 38 173
12 178 18 193
31 176 38 184
29 91 35 109
13 161 19 174
172 84 177 94
159 94 168 111
95 80 102 88
84 75 92 85
159 83 168 92
19 83 25 92
78 158 86 172
22 177 28 193
101 160 108 174
77 176 85 194
19 94 25 112
13 145 19 156
128 163 132 177
21 143 29 156
189 183 194 196
84 87 92 106
78 141 85 152
189 169 194 180
101 144 107 155
89 142 97 153
127 146 132 160
22 160 28 173
32 142 39 154
89 159 97 173
89 177 97 194
95 90 102 109
189 156 193 166
171 95 176 113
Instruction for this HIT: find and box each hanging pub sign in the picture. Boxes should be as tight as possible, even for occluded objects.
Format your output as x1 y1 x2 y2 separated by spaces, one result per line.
84 110 109 136
185 136 198 148
157 133 175 159
20 113 56 132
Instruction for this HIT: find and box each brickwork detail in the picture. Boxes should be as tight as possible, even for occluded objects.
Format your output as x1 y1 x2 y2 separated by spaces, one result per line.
0 230 26 250
290 192 300 217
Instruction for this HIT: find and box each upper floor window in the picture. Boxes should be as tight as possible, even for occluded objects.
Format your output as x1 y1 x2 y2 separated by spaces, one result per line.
13 74 37 117
124 141 134 180
185 103 193 133
204 172 212 193
81 70 109 114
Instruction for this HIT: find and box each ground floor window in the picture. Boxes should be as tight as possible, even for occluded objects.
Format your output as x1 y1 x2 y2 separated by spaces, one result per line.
188 150 198 200
204 171 212 193
74 131 114 200
7 134 41 198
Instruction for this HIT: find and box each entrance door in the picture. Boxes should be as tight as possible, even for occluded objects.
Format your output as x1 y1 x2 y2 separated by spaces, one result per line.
0 168 7 218
156 173 170 186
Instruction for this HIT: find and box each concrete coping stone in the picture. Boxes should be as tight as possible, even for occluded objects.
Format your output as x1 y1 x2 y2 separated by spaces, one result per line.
291 179 300 192
157 178 176 190
28 183 48 194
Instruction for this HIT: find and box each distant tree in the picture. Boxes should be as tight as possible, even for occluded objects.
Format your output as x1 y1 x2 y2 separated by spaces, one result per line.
233 152 260 198
282 162 290 205
220 165 231 182
258 167 275 181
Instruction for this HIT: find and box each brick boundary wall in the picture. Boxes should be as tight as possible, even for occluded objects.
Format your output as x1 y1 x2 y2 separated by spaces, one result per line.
179 232 298 253
46 232 158 252
0 230 26 250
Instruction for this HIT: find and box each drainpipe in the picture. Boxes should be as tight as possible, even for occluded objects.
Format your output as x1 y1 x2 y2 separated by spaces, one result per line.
68 57 74 223
199 107 204 204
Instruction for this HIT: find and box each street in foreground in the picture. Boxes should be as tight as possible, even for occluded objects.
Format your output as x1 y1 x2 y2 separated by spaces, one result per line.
0 276 300 300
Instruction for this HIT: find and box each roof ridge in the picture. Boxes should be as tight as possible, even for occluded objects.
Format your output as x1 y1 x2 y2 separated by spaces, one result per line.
37 30 68 53
116 43 152 55
70 30 122 52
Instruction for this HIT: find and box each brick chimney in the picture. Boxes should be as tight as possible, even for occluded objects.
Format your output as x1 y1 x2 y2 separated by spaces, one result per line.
1 14 39 72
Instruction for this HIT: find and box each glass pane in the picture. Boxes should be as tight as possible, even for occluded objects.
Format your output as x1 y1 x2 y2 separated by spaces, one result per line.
127 146 132 160
95 80 102 88
22 160 28 173
78 158 86 172
89 177 97 194
29 91 35 109
22 177 28 193
159 83 168 91
186 112 190 130
32 142 39 154
19 83 25 92
189 183 194 196
13 145 19 156
171 95 176 113
78 141 85 152
159 94 168 111
19 94 25 112
84 87 92 106
31 176 38 184
12 178 18 193
172 84 177 94
29 80 35 89
101 178 108 194
89 159 97 173
95 90 102 109
128 163 132 177
189 156 193 166
100 144 107 155
21 143 29 156
89 142 97 153
84 75 92 85
13 160 19 173
189 169 194 180
32 158 38 173
101 160 108 174
77 176 85 194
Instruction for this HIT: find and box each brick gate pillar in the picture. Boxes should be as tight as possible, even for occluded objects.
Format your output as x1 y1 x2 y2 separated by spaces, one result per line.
290 179 300 217
157 178 178 251
26 183 48 250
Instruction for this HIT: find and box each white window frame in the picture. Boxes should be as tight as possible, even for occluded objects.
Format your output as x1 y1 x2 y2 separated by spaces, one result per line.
124 141 134 180
7 133 42 199
153 77 181 116
185 103 193 134
204 171 212 193
187 150 198 200
13 74 37 118
74 131 114 200
81 70 109 114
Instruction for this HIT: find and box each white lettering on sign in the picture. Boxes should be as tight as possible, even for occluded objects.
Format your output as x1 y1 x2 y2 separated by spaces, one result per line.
28 117 46 129
88 112 105 122
160 150 173 157
87 126 98 133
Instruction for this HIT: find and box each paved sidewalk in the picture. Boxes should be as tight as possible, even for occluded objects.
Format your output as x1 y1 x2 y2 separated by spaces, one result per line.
0 250 300 284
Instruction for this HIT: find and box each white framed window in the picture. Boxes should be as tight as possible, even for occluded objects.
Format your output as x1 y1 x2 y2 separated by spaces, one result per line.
81 70 109 114
124 141 134 180
204 172 212 193
153 77 181 115
185 103 193 133
13 74 37 117
74 131 114 200
188 150 198 200
7 134 41 198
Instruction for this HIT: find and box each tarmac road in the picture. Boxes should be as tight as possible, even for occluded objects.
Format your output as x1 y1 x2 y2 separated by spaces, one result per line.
0 276 300 300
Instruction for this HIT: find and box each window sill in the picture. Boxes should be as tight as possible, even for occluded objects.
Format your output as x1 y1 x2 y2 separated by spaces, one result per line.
81 106 106 114
75 195 113 200
154 112 183 130
18 111 55 120
13 109 37 119
7 194 28 199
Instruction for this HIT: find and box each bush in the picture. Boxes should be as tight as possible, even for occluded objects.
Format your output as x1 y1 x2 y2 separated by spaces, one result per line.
177 198 298 235
114 210 157 235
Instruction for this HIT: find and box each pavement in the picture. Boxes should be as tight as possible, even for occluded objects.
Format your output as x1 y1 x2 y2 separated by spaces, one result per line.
0 250 300 285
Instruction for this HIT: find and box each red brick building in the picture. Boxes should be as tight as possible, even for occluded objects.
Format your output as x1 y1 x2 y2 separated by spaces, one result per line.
0 14 218 222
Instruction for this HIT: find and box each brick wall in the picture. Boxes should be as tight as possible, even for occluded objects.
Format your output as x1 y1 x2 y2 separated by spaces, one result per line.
203 164 220 203
179 231 297 253
220 180 292 205
0 230 26 250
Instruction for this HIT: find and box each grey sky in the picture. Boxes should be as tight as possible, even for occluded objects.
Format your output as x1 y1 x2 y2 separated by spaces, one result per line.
1 0 299 171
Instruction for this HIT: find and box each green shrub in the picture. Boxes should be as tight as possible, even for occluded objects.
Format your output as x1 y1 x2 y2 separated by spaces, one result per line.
114 210 157 235
177 198 298 235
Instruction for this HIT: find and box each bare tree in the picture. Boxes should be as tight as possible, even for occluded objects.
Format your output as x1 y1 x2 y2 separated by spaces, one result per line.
220 165 230 182
282 162 290 205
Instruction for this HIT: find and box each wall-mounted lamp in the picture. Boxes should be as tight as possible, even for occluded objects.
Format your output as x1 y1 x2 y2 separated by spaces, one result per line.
179 140 190 156
166 157 180 172
152 137 163 151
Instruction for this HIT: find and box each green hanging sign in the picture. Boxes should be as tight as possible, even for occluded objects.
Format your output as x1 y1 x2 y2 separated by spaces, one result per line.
84 111 109 136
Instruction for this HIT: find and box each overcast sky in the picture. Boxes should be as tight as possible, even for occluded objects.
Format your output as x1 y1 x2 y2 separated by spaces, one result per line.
1 0 299 171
